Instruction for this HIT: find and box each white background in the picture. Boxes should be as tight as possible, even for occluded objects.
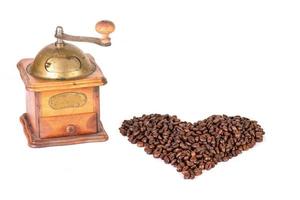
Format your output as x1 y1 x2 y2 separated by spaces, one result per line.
0 0 299 199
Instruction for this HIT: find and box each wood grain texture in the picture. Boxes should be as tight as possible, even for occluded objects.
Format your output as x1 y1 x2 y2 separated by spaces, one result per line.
40 112 97 138
94 86 101 132
20 113 108 148
26 91 39 135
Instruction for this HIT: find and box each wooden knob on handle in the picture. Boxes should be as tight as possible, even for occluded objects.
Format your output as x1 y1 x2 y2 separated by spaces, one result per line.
95 20 115 46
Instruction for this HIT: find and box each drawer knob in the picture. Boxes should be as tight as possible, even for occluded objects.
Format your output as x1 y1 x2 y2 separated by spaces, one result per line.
66 124 77 135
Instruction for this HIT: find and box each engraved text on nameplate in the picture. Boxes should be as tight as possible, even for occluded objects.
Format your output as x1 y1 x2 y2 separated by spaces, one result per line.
49 92 87 110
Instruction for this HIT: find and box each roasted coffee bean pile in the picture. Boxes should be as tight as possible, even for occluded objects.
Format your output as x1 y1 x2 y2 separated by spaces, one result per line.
119 114 264 179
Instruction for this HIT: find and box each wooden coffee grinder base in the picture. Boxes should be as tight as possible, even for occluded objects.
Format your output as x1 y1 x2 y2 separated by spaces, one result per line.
17 56 109 148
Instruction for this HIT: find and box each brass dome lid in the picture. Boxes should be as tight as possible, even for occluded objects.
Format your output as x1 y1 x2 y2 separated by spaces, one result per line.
27 42 96 80
27 20 115 80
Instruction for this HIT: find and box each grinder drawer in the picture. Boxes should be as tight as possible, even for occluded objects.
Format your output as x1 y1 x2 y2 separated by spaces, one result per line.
39 112 97 139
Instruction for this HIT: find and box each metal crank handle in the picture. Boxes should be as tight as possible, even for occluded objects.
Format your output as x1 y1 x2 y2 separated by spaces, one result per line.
55 20 115 47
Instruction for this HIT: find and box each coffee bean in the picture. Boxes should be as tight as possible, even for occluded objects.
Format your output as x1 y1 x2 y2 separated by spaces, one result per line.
205 161 215 170
182 170 191 179
194 168 202 176
144 146 153 154
119 114 265 179
176 165 183 172
137 141 144 147
163 156 171 164
153 147 162 158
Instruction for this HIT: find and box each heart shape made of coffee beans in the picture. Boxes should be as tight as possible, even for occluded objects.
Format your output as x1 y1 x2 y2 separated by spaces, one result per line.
119 114 264 179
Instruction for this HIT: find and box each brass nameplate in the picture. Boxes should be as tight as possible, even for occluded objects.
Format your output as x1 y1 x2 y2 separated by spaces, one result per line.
49 92 87 110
